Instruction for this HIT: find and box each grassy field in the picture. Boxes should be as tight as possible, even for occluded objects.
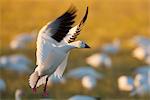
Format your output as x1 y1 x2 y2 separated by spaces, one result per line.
0 0 150 99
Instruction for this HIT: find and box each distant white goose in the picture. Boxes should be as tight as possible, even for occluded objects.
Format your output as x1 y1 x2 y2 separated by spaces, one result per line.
81 75 97 90
86 53 112 68
131 70 150 96
132 35 150 47
131 82 150 96
0 79 6 92
132 47 147 60
134 66 150 76
10 32 36 50
0 54 31 73
47 75 66 86
145 56 150 65
132 46 150 64
101 38 120 54
68 95 98 100
134 73 149 88
118 75 134 91
66 67 103 79
15 89 24 100
29 6 89 96
0 56 9 68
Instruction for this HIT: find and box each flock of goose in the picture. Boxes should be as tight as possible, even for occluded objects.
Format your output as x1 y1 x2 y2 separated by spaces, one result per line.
118 36 150 96
0 5 150 100
118 66 150 96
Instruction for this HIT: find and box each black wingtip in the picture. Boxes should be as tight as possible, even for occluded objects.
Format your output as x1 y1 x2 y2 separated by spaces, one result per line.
86 6 89 14
67 4 77 14
83 6 88 23
51 5 77 42
79 6 89 27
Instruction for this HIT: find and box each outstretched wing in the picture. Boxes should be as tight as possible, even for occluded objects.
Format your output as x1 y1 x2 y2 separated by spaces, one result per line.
36 6 76 65
39 5 77 43
63 7 88 43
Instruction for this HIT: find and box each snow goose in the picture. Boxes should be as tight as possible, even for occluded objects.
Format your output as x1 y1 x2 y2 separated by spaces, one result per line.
68 95 99 100
86 53 112 68
118 75 134 91
0 56 9 68
132 35 150 47
134 73 149 88
134 66 150 76
47 75 66 86
10 32 36 50
0 54 31 73
29 6 89 96
130 83 150 96
66 67 103 79
0 79 6 92
132 47 147 60
131 71 150 96
132 46 150 64
101 38 120 54
81 75 97 90
15 89 24 100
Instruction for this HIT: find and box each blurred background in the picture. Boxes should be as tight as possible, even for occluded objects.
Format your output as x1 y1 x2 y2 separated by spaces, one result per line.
0 0 150 99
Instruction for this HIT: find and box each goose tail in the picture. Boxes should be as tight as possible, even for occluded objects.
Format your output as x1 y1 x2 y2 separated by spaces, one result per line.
29 71 39 88
29 71 49 88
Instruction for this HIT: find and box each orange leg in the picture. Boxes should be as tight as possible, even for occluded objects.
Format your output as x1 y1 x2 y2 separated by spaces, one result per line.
42 76 49 96
32 76 40 93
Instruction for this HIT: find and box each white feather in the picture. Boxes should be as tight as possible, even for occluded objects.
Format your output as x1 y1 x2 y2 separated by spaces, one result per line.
68 26 78 35
54 52 70 78
36 75 48 88
29 71 38 88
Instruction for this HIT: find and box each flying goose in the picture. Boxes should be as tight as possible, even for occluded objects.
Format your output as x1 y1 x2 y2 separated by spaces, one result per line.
29 5 89 96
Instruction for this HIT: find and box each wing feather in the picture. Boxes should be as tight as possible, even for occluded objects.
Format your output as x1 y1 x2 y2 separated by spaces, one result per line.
36 37 52 66
39 5 77 43
64 7 88 43
54 52 70 79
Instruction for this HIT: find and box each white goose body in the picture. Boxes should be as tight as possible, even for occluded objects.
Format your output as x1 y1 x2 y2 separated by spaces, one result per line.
118 75 134 91
29 5 89 96
36 34 67 76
